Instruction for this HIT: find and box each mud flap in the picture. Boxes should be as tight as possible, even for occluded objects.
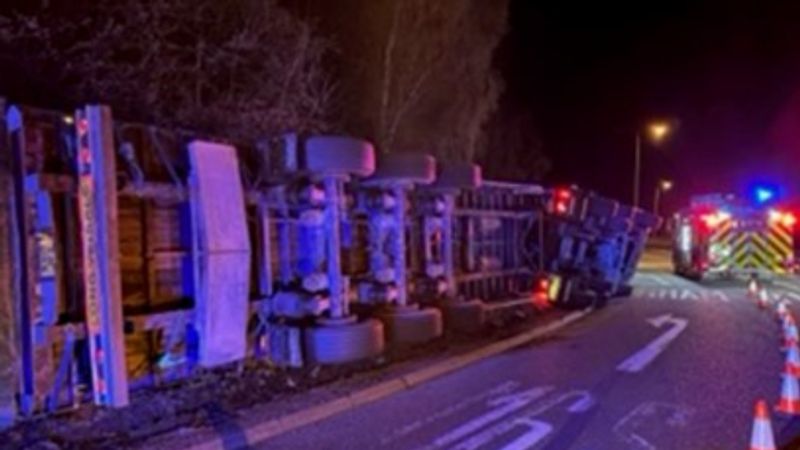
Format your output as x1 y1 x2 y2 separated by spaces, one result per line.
188 141 251 367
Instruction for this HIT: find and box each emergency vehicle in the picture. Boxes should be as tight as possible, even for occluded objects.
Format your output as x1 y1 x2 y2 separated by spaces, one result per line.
672 193 796 280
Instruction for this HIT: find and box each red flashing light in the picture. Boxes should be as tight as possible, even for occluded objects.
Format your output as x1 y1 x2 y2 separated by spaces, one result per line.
700 210 731 229
785 213 797 228
769 209 797 228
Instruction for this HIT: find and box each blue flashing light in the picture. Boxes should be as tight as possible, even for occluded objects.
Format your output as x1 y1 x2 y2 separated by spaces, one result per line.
754 187 775 204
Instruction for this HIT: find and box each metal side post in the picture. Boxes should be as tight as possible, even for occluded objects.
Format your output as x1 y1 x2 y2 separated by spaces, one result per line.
442 193 457 298
391 185 409 306
6 106 38 415
323 176 348 319
75 105 129 407
0 99 19 428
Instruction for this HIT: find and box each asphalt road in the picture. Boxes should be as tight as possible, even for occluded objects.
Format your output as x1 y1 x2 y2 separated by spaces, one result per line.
258 250 800 449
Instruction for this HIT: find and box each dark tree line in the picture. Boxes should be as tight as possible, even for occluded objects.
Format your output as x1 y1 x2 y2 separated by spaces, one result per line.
0 0 550 180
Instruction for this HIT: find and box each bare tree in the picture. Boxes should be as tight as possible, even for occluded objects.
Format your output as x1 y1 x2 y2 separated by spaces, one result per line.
479 105 551 182
0 0 334 140
376 0 508 162
297 0 509 162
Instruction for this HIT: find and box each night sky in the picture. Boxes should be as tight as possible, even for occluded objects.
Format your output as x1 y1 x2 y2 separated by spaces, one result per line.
502 1 800 212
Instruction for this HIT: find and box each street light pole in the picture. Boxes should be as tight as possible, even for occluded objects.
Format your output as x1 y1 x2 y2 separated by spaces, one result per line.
633 132 642 208
633 121 671 209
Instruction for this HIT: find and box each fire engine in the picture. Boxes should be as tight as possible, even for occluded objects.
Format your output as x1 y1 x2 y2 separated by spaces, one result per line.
672 192 796 280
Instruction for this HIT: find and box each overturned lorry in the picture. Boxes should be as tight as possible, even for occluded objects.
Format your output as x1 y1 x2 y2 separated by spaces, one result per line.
0 101 657 427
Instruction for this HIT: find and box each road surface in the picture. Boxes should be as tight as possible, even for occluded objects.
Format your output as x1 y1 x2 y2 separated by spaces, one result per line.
258 248 800 449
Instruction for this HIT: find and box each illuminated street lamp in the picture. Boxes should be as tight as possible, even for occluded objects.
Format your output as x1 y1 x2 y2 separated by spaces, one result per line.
653 178 674 217
633 121 672 208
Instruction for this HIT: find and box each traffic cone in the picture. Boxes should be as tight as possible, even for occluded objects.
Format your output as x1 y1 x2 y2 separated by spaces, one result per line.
750 399 776 450
776 301 789 321
777 372 800 415
784 313 796 333
787 346 800 377
749 278 760 297
784 320 799 350
758 287 769 309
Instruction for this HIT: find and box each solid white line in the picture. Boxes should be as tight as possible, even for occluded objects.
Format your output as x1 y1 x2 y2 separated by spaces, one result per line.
617 316 689 373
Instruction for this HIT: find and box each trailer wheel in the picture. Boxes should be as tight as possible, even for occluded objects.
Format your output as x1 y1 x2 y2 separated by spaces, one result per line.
443 300 486 334
378 306 443 345
614 284 633 297
434 162 482 190
304 136 376 178
305 319 384 365
370 152 436 185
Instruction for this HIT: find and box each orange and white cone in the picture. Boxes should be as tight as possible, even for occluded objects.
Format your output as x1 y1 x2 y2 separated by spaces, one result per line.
749 278 761 297
750 399 776 450
784 313 796 333
777 300 789 321
758 288 770 308
784 320 799 350
777 372 800 415
787 346 800 377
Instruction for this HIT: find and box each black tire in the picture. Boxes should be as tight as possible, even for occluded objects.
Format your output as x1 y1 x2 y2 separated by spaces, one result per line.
304 319 385 365
614 284 634 297
370 152 436 185
443 300 487 334
304 136 376 177
378 306 443 345
434 162 482 190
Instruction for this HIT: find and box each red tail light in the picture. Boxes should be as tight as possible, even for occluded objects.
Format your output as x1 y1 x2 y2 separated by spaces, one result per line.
552 188 572 215
538 278 549 291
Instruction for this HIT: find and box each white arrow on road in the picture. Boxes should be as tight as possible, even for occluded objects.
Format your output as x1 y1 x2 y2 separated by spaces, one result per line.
617 314 689 373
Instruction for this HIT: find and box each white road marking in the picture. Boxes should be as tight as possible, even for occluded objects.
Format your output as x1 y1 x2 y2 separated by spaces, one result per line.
642 287 730 303
613 402 694 450
617 314 689 373
708 290 730 302
448 389 593 450
497 420 552 450
775 280 800 298
566 392 595 413
431 386 552 448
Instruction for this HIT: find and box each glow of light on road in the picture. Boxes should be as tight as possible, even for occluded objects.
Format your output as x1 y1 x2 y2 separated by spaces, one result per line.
617 314 688 373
